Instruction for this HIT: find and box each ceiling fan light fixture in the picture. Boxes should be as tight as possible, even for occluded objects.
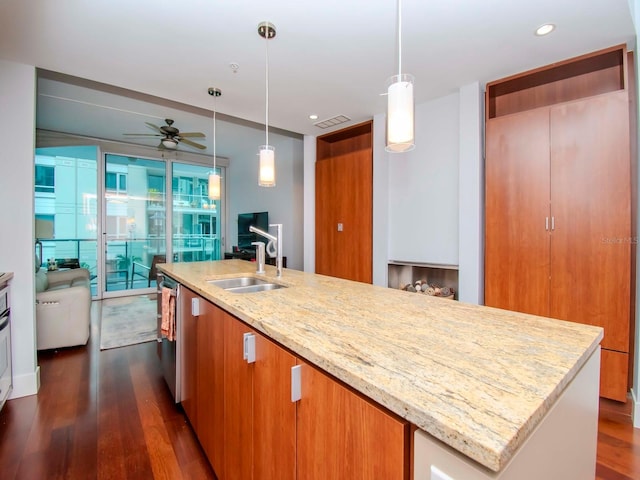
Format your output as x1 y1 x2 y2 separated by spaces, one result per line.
161 138 178 149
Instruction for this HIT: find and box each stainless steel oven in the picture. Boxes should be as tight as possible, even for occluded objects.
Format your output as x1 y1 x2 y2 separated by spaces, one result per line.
157 273 180 403
0 285 12 410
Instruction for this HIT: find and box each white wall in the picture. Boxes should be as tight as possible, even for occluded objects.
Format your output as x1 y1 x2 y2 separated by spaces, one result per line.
387 93 460 265
226 127 304 270
0 59 40 398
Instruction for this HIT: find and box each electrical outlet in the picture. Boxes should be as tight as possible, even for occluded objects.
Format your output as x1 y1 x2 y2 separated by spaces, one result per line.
430 465 455 480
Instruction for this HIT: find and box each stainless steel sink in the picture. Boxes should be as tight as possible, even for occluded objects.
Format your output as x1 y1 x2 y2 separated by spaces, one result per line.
207 276 286 293
225 283 286 294
207 276 270 289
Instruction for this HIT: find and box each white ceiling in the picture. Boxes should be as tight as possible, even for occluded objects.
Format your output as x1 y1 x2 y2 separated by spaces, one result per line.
0 0 636 158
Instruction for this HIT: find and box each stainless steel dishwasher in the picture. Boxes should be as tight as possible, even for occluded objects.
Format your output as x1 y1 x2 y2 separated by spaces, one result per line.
157 272 181 403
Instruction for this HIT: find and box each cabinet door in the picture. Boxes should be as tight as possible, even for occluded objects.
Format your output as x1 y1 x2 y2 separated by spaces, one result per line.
297 361 409 480
550 92 631 353
223 312 254 480
197 300 224 476
485 108 551 316
180 287 198 426
253 332 297 480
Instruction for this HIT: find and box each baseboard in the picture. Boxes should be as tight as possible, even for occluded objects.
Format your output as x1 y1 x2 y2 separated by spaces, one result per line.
632 389 640 429
9 365 40 399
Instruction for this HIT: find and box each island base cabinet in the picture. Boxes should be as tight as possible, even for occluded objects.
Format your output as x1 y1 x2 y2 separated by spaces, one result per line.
413 347 600 480
296 361 410 480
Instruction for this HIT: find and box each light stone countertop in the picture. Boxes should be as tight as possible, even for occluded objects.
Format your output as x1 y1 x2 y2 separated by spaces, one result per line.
158 260 603 473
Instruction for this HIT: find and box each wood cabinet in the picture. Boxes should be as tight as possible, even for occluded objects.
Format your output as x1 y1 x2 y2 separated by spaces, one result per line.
485 45 634 402
223 307 296 480
297 361 409 480
179 287 224 475
179 286 199 424
180 288 409 479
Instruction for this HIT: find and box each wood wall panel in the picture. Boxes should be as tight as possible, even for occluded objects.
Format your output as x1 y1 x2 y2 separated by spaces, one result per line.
484 108 551 317
316 122 373 283
549 92 631 354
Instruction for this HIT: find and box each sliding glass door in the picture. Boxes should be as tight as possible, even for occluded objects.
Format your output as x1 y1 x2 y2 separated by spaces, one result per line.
102 154 223 296
35 146 99 296
171 162 221 263
104 154 167 293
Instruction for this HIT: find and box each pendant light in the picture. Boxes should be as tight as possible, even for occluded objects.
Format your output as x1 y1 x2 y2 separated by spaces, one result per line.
385 0 415 153
258 21 276 187
208 87 222 200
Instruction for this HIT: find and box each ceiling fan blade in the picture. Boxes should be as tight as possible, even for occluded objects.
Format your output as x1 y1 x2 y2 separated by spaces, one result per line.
179 137 207 150
123 133 162 137
145 122 163 133
178 132 206 138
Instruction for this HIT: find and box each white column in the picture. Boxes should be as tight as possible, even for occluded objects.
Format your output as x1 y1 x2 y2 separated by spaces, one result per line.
303 135 316 273
0 59 40 398
458 82 484 304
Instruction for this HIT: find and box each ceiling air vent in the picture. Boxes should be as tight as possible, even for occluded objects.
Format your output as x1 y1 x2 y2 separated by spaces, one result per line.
314 115 351 129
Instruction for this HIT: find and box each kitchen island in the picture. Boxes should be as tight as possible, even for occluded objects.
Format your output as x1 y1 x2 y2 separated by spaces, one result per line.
158 260 603 479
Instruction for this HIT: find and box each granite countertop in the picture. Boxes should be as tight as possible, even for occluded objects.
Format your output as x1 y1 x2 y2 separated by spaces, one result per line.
0 272 14 287
158 260 603 472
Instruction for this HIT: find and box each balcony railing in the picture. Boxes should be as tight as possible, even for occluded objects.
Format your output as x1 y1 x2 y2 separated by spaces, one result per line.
36 235 220 295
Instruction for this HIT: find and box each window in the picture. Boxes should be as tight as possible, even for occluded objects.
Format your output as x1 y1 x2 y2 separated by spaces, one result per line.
35 165 55 193
106 172 127 193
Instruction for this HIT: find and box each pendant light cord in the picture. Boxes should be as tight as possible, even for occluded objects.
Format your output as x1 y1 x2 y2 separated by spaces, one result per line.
397 0 402 77
213 98 217 171
265 31 269 146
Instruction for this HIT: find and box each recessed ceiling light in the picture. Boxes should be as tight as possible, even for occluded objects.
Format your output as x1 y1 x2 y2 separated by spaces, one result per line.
535 24 555 36
309 114 318 120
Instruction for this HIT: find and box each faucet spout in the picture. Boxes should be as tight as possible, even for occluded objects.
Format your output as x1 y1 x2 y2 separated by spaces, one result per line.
249 224 283 277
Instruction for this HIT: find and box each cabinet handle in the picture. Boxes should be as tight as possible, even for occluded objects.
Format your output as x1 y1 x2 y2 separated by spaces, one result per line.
243 333 256 364
291 365 302 402
551 216 555 231
191 298 201 317
545 217 549 231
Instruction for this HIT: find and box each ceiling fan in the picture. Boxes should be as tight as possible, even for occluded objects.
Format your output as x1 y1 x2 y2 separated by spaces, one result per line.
123 119 206 151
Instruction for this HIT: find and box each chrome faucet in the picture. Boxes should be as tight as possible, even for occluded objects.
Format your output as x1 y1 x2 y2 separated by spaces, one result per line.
249 223 283 277
251 241 266 274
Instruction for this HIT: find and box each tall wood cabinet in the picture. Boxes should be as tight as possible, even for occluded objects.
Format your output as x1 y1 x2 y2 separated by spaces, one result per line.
485 45 635 402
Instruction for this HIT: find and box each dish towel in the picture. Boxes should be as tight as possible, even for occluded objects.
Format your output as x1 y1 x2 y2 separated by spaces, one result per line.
161 286 176 341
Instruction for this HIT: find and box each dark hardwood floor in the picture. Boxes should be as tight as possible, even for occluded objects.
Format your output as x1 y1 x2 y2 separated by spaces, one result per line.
0 300 215 479
1 298 640 479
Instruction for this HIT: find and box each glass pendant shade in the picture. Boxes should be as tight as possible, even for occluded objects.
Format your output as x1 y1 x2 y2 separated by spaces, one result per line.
258 145 276 187
386 73 415 152
208 172 221 200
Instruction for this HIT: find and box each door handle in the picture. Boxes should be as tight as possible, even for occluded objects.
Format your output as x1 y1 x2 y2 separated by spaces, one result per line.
243 332 256 364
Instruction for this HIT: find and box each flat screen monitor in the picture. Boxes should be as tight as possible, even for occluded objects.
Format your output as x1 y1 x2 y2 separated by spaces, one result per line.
237 211 269 251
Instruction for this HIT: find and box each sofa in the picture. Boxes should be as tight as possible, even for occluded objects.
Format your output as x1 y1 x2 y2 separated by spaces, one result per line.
35 267 91 350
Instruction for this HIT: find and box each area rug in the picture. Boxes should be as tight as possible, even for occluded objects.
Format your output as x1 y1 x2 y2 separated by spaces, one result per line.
100 294 157 350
